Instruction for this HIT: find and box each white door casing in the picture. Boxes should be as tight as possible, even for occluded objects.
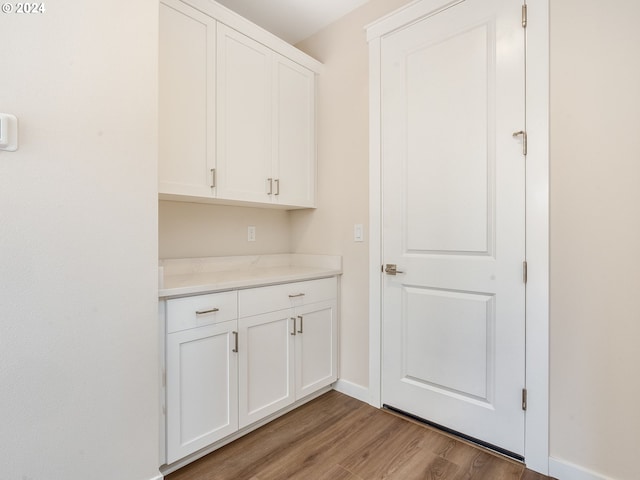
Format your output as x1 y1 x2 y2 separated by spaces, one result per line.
367 0 550 473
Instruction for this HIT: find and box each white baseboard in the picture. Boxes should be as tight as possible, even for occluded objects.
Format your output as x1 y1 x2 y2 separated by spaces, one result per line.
549 457 613 480
333 379 369 403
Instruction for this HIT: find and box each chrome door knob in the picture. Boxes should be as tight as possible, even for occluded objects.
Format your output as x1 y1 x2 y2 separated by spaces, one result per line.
384 264 404 275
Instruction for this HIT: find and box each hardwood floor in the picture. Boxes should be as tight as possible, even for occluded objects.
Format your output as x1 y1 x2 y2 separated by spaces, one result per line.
166 391 555 480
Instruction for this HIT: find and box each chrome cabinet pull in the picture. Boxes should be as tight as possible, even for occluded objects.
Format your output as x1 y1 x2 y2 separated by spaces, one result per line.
288 293 305 298
297 315 303 334
274 179 280 195
210 168 216 188
232 331 238 353
267 178 273 195
196 307 219 315
290 317 297 336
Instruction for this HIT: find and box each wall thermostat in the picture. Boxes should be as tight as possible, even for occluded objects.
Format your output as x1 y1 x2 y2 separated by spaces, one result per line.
0 113 19 152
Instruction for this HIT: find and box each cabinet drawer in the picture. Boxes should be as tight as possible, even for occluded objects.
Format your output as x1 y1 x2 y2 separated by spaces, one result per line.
239 277 337 318
167 291 238 333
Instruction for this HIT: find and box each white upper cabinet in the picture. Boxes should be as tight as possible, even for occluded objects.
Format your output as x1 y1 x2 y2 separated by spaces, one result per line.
216 25 273 204
273 55 316 208
159 0 321 209
159 0 216 198
216 25 316 208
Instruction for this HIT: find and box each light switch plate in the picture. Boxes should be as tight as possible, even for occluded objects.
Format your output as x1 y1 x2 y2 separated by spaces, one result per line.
248 226 256 242
354 224 364 242
0 113 18 152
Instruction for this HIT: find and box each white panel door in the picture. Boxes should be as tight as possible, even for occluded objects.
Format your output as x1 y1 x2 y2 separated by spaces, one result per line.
238 310 295 428
216 24 273 203
294 300 338 399
273 55 316 208
381 0 526 456
159 0 216 197
166 320 238 463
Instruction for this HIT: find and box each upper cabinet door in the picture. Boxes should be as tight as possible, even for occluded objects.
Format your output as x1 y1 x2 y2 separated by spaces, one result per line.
216 25 273 204
159 0 216 198
273 55 316 208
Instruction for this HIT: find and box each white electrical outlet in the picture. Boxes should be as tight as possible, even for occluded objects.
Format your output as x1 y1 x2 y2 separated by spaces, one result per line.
248 226 256 242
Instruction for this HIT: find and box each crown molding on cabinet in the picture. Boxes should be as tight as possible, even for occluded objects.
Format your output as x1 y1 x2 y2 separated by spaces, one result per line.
179 0 324 73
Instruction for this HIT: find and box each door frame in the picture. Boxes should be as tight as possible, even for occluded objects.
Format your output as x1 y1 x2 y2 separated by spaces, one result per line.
366 0 549 474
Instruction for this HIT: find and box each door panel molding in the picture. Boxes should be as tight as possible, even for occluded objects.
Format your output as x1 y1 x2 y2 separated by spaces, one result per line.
401 286 495 402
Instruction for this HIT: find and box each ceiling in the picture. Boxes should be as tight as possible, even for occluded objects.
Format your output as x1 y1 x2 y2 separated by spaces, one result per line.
215 0 371 44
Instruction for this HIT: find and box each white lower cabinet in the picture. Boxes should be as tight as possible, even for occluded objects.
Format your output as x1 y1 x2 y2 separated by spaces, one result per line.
237 297 337 429
164 277 338 465
238 310 295 428
166 320 238 464
294 300 338 399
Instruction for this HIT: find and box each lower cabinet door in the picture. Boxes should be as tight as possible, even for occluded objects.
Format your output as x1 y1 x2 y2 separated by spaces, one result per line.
166 320 238 464
295 300 338 399
238 310 295 429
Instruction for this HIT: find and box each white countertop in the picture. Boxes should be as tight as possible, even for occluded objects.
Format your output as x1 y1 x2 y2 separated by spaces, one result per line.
158 254 342 298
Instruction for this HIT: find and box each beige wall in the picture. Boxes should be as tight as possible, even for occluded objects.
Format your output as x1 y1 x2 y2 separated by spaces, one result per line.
159 201 290 258
550 1 640 478
0 2 159 479
292 0 413 388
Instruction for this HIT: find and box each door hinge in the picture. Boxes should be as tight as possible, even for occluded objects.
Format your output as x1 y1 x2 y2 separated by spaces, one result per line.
522 4 527 28
523 261 528 284
522 388 528 411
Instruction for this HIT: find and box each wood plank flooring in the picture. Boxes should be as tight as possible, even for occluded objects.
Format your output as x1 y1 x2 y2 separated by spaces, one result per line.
166 391 555 480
